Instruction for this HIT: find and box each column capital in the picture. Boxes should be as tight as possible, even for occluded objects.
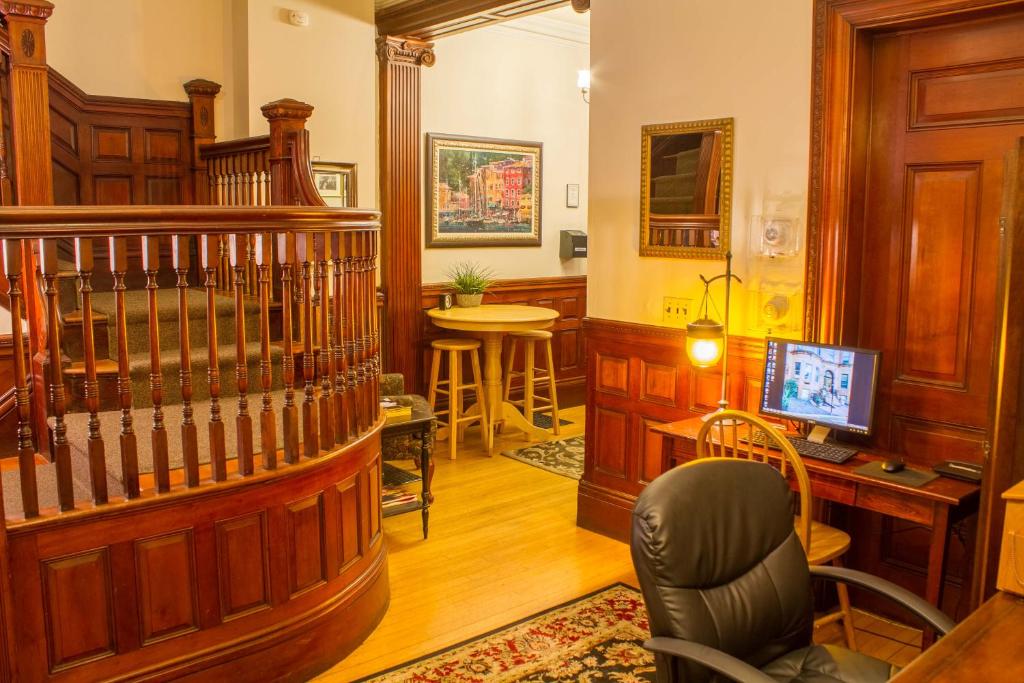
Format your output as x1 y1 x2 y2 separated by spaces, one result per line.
376 35 435 67
0 0 53 19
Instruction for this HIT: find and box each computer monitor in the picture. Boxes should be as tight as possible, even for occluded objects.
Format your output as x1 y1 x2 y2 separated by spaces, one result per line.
760 338 880 436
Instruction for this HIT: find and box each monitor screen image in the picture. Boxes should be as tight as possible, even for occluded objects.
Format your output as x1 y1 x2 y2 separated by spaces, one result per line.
760 338 880 435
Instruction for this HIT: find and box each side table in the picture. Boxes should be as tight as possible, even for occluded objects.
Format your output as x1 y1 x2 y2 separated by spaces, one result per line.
381 396 435 539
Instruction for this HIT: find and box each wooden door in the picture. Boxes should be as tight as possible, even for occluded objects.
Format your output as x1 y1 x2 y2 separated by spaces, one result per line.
853 12 1024 613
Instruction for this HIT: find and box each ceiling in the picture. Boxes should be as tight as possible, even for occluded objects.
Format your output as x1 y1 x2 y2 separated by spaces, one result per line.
374 1 588 43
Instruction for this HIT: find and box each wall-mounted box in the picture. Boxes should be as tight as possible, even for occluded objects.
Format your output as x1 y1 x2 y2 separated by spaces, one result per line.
560 230 587 259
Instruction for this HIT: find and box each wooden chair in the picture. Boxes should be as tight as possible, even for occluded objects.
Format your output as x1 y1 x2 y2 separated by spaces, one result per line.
696 410 858 651
502 330 560 435
427 338 488 460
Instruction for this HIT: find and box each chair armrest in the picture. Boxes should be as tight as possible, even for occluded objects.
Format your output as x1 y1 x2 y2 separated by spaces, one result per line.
810 565 954 635
644 637 777 683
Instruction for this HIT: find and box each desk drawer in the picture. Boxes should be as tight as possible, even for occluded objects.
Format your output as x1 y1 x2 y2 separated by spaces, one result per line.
855 487 933 525
810 473 855 506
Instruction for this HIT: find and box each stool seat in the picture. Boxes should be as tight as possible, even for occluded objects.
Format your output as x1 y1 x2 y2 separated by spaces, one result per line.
432 338 481 352
509 329 552 340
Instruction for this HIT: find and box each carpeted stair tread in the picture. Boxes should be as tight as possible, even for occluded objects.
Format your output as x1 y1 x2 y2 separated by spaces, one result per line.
89 288 264 327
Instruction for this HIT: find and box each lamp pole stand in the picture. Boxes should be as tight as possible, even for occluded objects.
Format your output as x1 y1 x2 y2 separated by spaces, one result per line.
698 251 741 422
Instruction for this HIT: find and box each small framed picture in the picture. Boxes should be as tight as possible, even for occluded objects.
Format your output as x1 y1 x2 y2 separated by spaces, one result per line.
311 161 358 207
566 183 580 208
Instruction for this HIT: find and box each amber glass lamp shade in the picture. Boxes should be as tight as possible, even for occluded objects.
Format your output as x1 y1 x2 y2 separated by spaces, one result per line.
686 317 725 368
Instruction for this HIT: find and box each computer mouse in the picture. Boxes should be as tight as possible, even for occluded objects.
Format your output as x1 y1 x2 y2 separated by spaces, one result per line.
882 459 905 474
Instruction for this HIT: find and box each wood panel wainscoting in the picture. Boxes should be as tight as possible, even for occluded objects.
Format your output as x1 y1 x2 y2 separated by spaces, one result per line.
577 317 765 540
421 275 586 405
578 316 978 618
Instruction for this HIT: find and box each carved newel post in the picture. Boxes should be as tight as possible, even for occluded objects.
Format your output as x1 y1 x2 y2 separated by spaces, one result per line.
377 36 435 392
262 98 316 206
183 79 222 204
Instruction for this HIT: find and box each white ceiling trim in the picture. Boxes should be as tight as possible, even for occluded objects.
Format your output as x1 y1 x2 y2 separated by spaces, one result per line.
485 12 589 45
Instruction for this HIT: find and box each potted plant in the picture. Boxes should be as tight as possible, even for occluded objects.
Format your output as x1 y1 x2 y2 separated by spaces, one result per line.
447 262 493 308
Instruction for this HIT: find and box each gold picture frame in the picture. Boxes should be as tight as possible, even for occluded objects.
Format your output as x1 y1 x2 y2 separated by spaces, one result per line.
639 117 734 260
426 133 542 248
312 161 357 208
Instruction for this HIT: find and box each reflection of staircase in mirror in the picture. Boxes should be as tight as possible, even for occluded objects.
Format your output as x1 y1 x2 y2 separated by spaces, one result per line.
649 130 722 248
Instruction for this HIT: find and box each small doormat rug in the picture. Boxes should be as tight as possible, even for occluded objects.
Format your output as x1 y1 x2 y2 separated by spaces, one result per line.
355 583 653 682
531 413 572 429
501 436 584 480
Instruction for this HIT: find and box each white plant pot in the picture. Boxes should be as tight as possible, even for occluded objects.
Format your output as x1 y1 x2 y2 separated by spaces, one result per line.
456 293 483 307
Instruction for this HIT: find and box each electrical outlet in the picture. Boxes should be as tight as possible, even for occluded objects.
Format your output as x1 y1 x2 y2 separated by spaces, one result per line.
662 297 692 327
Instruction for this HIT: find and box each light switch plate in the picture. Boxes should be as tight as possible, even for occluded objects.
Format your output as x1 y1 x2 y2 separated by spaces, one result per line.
662 297 692 327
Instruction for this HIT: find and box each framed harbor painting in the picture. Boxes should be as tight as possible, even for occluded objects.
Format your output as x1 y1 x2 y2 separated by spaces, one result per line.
426 133 542 247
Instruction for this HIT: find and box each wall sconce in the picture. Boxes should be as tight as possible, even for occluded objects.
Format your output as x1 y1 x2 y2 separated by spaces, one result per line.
577 69 591 104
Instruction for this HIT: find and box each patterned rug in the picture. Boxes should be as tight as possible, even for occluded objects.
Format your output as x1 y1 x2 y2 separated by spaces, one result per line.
355 584 653 682
501 436 584 480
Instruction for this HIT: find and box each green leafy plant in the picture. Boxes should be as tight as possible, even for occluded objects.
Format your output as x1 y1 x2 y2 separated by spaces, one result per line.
446 262 494 295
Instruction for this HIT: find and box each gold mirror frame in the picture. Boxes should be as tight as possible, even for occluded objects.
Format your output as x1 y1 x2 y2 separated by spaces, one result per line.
639 117 734 260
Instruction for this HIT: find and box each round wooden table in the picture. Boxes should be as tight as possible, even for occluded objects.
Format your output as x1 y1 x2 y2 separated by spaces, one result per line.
427 304 559 453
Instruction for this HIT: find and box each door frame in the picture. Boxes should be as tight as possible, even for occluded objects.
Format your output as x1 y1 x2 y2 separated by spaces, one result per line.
805 0 1024 607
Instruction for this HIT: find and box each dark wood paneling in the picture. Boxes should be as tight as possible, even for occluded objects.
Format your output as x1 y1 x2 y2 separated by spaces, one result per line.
806 0 1024 607
285 493 327 597
41 548 116 671
335 474 363 574
215 512 271 620
47 68 194 207
7 428 388 681
422 275 587 403
578 318 766 540
134 529 199 645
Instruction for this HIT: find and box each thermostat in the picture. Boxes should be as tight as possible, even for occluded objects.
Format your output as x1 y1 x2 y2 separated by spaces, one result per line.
288 10 310 27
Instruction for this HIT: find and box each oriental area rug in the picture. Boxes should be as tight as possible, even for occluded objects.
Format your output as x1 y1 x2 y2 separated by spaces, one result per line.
355 584 654 682
500 435 585 480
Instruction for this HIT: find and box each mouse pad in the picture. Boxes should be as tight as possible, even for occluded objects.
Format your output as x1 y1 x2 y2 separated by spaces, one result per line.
853 461 938 488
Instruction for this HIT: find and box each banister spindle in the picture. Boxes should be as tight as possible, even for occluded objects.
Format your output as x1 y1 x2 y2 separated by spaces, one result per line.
355 233 368 434
370 231 381 422
230 234 254 476
201 235 228 481
76 238 108 505
331 232 347 444
255 234 276 469
4 240 39 517
173 236 201 487
297 232 319 456
38 239 74 511
343 233 357 437
317 233 334 448
278 233 299 463
109 237 140 499
142 236 170 493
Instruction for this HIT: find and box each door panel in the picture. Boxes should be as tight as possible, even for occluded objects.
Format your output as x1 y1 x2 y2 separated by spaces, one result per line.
853 11 1024 615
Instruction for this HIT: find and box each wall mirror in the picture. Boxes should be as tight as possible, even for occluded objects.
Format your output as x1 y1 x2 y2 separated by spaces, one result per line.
639 117 733 259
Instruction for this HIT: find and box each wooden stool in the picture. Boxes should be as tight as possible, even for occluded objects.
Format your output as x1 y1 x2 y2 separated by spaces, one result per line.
427 338 488 460
502 330 560 435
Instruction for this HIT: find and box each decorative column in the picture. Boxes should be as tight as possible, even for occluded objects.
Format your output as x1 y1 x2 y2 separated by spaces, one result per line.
1 0 54 458
377 35 434 392
183 79 222 205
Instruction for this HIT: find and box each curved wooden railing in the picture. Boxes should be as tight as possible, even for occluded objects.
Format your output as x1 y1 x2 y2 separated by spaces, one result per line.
0 206 389 681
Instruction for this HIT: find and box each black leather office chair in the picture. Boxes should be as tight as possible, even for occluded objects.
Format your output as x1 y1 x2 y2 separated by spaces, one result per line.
630 458 954 682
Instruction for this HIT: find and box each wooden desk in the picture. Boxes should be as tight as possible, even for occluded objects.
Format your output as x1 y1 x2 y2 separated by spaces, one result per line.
892 591 1024 681
655 417 980 609
428 304 558 453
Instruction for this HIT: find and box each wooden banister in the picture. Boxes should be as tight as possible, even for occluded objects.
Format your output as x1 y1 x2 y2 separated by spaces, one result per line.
0 204 381 525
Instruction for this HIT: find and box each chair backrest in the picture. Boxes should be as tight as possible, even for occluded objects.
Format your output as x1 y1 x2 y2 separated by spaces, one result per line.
696 409 813 552
631 458 814 682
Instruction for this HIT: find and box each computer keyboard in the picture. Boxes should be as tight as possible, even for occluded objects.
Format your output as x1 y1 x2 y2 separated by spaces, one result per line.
743 430 858 464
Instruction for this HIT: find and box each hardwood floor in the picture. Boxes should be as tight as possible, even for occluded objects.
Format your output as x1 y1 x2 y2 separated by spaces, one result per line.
317 405 922 681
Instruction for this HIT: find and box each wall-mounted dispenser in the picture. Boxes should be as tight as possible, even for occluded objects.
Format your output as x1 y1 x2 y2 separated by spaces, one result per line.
560 230 587 259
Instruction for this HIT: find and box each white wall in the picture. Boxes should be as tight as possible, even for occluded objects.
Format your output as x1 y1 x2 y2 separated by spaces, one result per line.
244 0 378 208
47 0 239 139
587 0 812 335
45 0 378 208
420 17 589 283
